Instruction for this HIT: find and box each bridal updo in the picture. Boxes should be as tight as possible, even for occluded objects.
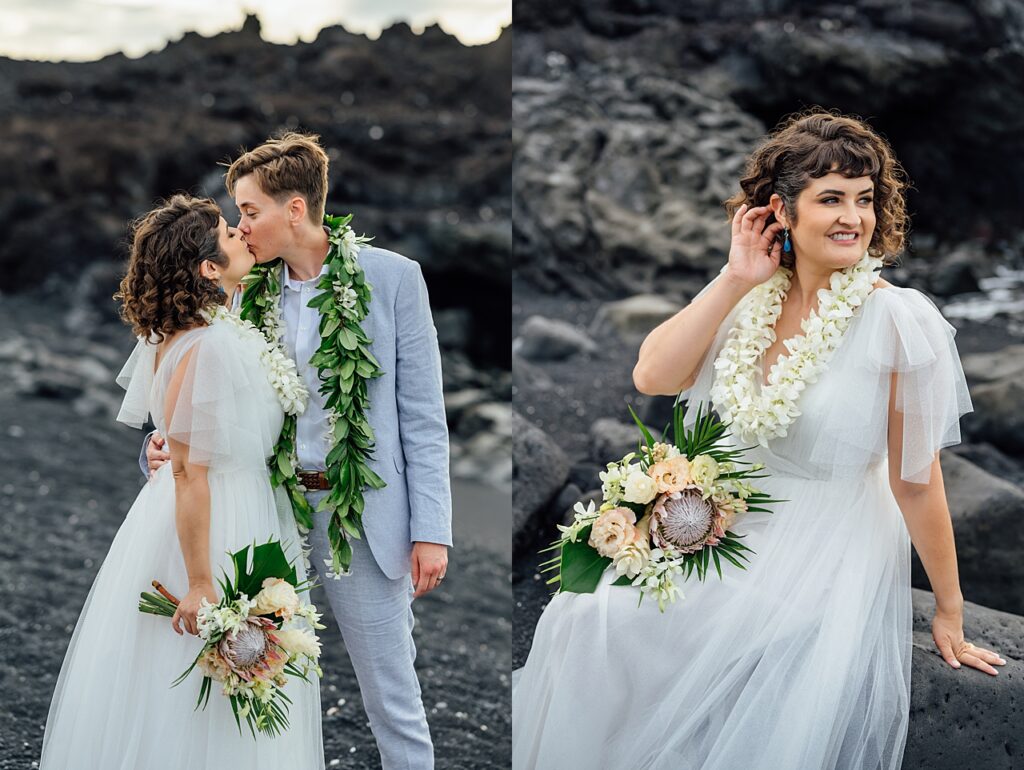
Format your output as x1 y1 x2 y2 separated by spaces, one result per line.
116 194 229 343
724 109 909 268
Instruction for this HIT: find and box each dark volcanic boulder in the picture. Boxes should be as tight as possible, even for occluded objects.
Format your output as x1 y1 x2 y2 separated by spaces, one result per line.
906 588 1022 769
513 411 570 551
960 345 1024 386
916 452 1024 616
0 17 511 372
514 315 597 361
588 417 640 463
962 379 1024 456
514 0 1024 298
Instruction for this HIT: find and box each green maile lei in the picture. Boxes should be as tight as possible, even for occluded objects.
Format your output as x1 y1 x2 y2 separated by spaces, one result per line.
240 213 385 576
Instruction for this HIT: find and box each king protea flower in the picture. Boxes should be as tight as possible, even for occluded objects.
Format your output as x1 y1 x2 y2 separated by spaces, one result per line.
217 616 287 683
649 486 728 554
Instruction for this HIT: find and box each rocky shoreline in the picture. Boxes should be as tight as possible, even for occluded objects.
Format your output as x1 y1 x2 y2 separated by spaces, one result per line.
513 0 1024 299
0 14 512 493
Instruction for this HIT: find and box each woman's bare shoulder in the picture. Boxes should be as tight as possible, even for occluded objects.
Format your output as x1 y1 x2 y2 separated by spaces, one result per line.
873 277 895 290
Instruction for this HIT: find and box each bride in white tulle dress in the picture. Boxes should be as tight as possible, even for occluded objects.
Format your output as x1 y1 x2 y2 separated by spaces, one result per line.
39 196 324 769
512 113 1006 769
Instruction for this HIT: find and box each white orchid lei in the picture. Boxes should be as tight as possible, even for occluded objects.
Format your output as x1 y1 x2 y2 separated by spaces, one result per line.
240 214 385 576
203 305 309 417
709 250 883 446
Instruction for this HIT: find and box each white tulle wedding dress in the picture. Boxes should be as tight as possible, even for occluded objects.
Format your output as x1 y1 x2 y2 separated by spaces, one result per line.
39 317 324 769
512 276 972 770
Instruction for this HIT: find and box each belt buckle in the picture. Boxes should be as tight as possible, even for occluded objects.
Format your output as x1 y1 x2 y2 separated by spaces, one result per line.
297 470 321 490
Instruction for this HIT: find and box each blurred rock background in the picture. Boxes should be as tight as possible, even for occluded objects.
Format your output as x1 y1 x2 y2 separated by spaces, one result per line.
0 14 512 492
0 15 511 769
512 3 1023 767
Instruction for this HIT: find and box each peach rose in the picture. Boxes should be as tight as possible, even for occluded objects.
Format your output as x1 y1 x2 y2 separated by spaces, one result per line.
588 507 638 558
648 455 692 494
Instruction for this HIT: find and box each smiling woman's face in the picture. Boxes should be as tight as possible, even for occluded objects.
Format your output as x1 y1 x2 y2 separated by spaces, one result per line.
777 171 877 270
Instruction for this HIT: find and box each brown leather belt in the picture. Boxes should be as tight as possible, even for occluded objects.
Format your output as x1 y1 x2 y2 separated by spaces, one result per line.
297 470 331 491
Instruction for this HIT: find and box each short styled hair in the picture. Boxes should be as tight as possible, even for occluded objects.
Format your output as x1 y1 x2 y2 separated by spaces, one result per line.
225 131 330 225
724 109 910 266
116 195 227 343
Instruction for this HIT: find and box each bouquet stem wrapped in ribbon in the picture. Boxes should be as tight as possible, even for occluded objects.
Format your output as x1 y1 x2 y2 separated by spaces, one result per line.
139 539 324 737
542 400 785 611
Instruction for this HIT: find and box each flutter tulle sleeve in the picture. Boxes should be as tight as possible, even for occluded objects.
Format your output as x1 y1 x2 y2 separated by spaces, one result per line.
115 338 157 429
811 288 974 485
869 289 973 484
161 326 269 469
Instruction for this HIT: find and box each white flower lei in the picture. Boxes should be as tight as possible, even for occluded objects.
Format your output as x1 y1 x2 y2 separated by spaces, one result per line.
251 235 371 466
238 214 382 577
709 250 883 446
205 305 309 417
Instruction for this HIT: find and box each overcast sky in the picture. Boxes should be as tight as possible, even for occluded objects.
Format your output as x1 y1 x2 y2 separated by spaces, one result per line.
0 0 510 61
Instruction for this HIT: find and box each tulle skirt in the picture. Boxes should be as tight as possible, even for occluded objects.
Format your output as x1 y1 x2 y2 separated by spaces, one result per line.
39 465 324 769
512 460 912 770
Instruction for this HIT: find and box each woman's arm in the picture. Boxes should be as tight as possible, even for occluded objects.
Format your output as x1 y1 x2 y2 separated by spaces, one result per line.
633 271 752 395
633 204 783 396
887 371 1005 675
164 348 217 636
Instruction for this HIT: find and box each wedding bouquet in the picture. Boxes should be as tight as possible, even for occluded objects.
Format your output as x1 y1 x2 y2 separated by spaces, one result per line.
542 401 784 611
139 539 325 737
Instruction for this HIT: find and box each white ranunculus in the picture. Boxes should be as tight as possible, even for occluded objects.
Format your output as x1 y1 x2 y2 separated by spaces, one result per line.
612 540 651 579
622 468 658 504
273 627 322 659
689 454 720 489
252 578 301 619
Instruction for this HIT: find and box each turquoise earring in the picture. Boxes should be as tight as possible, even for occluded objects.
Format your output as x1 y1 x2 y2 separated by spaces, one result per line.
783 228 792 254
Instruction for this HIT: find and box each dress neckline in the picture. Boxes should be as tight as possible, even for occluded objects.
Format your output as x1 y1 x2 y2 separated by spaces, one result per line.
758 283 896 389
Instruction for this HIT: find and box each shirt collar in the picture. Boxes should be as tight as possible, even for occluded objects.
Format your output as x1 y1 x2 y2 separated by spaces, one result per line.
282 260 330 291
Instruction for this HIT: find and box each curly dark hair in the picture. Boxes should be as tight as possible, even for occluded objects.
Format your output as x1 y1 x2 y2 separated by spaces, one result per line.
115 195 228 343
724 109 910 268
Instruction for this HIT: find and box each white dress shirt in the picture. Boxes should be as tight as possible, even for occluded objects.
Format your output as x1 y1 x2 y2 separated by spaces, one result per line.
280 261 333 471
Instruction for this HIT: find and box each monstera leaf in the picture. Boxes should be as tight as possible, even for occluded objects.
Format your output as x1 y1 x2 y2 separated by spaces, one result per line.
228 539 298 600
556 525 612 594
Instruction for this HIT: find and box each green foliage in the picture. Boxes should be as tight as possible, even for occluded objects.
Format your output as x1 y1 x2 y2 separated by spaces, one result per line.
229 540 299 599
543 399 786 601
138 538 315 737
553 526 613 593
239 214 383 574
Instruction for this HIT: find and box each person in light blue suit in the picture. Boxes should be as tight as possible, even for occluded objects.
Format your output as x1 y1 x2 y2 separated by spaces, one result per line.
143 132 452 769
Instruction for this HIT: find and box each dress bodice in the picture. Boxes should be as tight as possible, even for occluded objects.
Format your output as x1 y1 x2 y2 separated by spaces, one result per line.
684 283 972 486
117 318 284 473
